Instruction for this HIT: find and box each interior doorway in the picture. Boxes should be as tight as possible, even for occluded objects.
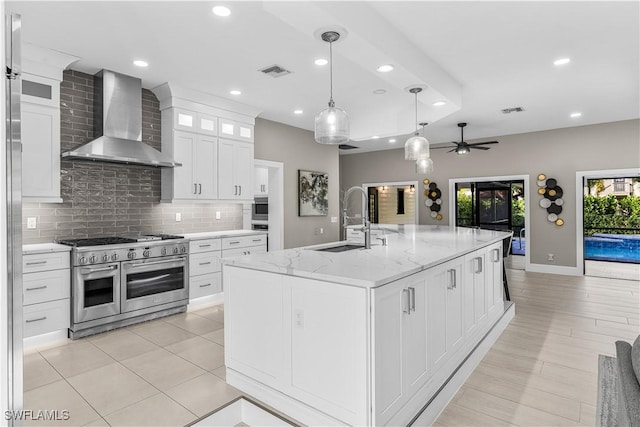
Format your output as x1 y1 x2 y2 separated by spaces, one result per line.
362 181 419 225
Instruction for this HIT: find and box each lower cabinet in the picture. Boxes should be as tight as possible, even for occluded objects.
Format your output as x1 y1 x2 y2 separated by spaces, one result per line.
188 238 222 302
221 234 267 257
486 241 504 320
22 251 71 338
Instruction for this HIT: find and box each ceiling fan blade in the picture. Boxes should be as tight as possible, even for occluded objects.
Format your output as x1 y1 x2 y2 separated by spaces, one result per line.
467 141 499 146
448 148 457 153
470 146 490 150
432 142 459 150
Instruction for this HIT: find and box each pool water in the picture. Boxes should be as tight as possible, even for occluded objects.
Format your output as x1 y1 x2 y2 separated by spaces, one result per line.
584 234 640 264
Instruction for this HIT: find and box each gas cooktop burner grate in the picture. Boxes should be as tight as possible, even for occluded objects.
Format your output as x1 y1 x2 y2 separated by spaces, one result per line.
58 237 138 247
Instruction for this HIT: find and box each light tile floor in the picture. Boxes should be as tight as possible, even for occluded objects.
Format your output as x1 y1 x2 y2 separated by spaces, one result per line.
23 305 239 427
23 271 640 426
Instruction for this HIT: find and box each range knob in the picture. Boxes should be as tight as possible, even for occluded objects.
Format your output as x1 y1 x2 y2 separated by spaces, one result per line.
89 256 97 264
143 250 151 258
180 246 187 253
172 247 179 254
111 253 119 261
102 254 109 262
128 251 137 259
161 248 167 256
79 256 87 265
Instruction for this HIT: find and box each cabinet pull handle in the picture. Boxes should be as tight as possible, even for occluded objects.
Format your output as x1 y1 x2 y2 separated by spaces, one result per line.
199 183 202 194
402 289 411 314
26 260 47 266
194 183 198 194
475 257 483 274
408 287 416 312
238 185 242 196
26 316 47 323
229 241 240 245
447 269 456 290
252 239 262 242
234 185 238 196
200 283 212 288
199 244 212 248
492 248 500 262
199 262 211 266
26 285 47 291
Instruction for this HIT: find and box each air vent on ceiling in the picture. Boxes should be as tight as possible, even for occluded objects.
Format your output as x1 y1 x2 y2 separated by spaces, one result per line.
259 64 292 78
501 107 525 114
339 144 358 150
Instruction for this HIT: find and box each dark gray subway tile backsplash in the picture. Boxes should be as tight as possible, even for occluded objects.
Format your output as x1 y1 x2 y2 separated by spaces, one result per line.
23 69 243 245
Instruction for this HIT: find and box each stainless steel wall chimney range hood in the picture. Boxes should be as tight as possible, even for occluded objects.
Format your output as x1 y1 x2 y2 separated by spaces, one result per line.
61 69 181 168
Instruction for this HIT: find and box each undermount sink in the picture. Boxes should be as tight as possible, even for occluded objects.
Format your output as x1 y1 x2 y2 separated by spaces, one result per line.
312 244 364 253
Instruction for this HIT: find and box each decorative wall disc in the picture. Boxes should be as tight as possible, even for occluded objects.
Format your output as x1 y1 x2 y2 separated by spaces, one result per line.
555 218 564 226
425 181 443 220
435 198 442 205
423 190 429 196
423 178 430 185
537 180 546 187
538 188 546 195
537 174 546 181
548 189 557 197
555 198 564 206
431 204 441 212
430 211 437 218
547 204 562 215
540 198 551 208
546 178 557 188
436 213 443 220
425 199 433 207
547 213 558 222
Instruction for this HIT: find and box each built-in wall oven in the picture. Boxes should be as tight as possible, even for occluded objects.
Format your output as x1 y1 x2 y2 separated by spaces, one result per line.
252 196 268 222
60 235 189 339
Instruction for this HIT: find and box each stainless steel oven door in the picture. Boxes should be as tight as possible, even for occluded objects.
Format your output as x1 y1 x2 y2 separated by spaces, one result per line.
121 255 188 313
74 263 121 323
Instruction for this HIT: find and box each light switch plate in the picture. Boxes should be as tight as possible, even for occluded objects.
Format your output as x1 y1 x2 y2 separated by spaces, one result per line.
27 217 37 229
331 216 338 223
175 212 182 222
215 211 221 220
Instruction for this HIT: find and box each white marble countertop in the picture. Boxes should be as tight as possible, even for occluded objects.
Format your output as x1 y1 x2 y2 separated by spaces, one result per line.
23 243 72 255
222 224 511 288
182 229 267 240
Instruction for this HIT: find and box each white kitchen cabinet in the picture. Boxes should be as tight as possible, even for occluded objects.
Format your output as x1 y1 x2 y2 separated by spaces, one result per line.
427 257 464 374
21 74 62 203
373 270 430 426
172 108 217 136
463 248 488 338
188 238 222 302
22 250 71 339
486 241 504 319
254 166 269 196
218 117 254 143
218 138 254 200
162 131 217 202
221 234 267 258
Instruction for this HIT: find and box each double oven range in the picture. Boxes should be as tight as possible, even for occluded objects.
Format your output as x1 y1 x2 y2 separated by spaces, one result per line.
59 235 189 339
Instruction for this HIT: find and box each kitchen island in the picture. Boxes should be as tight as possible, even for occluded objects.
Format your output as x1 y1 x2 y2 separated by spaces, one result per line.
222 225 514 426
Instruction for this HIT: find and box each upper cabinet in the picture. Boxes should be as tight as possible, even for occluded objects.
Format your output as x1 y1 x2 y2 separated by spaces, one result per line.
21 46 78 203
153 83 261 203
254 166 269 196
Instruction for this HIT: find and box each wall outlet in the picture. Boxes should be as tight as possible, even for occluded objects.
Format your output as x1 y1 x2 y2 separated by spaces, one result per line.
548 253 554 261
215 211 221 220
175 212 181 222
320 227 324 234
294 309 304 328
27 217 37 229
331 216 338 223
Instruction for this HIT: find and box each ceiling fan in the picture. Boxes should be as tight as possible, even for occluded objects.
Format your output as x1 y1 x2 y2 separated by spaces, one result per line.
434 123 499 155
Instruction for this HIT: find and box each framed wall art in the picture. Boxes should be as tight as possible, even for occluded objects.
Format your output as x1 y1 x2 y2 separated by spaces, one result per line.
298 170 329 216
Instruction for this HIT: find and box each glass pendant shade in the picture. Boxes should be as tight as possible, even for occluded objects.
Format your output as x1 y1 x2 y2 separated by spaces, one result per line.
416 157 434 174
315 104 350 145
404 135 430 160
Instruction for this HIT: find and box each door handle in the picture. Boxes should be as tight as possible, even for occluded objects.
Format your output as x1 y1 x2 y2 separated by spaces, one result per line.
199 283 212 288
234 185 238 196
408 287 416 312
81 265 117 273
26 260 47 266
129 258 184 268
402 288 411 314
475 257 483 274
199 183 202 194
238 185 242 196
447 269 456 290
492 248 500 262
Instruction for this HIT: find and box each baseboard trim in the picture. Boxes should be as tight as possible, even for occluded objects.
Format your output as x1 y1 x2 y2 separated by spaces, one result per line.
23 329 68 352
526 263 580 276
187 293 224 311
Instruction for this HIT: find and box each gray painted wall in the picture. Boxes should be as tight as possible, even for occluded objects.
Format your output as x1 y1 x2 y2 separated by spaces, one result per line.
254 118 340 249
340 119 640 268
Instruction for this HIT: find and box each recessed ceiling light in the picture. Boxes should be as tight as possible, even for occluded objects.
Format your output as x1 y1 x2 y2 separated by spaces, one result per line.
570 112 582 118
373 89 386 95
229 90 241 96
212 5 231 17
372 136 379 139
294 110 303 115
314 58 328 66
376 64 394 73
133 60 148 68
389 139 396 143
433 101 446 107
554 57 571 66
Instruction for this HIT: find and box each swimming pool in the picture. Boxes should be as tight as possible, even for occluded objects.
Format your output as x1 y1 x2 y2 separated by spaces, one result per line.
584 234 640 264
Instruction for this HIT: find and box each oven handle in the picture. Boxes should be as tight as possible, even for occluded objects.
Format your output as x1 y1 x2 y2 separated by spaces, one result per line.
128 258 185 268
81 265 118 273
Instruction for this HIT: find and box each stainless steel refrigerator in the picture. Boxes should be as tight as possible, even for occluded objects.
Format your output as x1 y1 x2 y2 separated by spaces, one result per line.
5 12 23 422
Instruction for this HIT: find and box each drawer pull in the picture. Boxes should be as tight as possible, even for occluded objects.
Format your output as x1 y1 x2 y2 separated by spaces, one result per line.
252 239 262 242
26 285 47 291
26 260 47 266
199 283 212 288
199 262 212 266
199 244 212 248
229 241 240 245
26 316 47 323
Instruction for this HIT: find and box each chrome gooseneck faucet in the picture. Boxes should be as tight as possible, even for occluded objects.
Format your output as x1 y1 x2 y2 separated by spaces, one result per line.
342 186 371 249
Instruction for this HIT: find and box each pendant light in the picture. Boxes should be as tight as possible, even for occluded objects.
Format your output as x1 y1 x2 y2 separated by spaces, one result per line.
415 122 433 173
404 87 429 160
315 31 349 145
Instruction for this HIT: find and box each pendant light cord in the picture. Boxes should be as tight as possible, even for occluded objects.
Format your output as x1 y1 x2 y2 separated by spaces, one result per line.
329 41 334 106
414 91 419 135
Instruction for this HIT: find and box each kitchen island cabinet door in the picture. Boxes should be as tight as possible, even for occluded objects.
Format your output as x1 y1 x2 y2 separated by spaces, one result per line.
463 248 488 338
486 241 504 319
